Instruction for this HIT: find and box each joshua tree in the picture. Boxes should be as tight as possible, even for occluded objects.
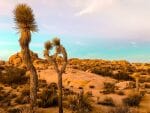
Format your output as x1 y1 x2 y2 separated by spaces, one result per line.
131 73 140 92
13 4 38 111
44 38 67 113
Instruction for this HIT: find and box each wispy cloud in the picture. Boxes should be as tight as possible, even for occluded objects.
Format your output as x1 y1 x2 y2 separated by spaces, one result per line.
130 41 137 48
75 0 114 16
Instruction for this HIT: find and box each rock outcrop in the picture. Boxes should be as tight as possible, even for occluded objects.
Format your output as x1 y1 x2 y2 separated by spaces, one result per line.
8 51 39 67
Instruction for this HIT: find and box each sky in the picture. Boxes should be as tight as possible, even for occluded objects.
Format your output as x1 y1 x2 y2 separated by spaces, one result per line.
0 0 150 62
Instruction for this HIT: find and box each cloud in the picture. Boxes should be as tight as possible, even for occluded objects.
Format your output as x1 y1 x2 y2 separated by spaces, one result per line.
130 41 137 48
75 0 114 16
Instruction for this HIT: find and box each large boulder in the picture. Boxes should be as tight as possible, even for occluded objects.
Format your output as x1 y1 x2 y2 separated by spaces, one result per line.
8 51 39 67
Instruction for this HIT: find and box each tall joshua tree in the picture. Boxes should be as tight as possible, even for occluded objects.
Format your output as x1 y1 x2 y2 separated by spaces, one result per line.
132 73 140 92
13 4 38 111
44 38 67 113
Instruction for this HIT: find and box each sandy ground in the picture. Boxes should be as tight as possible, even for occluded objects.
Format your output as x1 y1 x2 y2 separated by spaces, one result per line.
38 66 125 106
139 94 150 113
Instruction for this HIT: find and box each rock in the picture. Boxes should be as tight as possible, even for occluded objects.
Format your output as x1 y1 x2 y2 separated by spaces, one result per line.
0 60 5 65
115 81 135 90
8 51 39 67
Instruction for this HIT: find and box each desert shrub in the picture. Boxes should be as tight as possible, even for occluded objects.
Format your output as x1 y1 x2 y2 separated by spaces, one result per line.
103 82 115 94
48 82 58 90
123 92 142 106
145 83 150 88
97 96 115 106
86 91 93 97
9 94 17 99
19 107 30 113
7 108 20 113
0 98 11 107
38 79 48 88
89 85 95 89
67 92 93 113
15 95 29 104
0 93 3 101
0 67 28 85
113 71 133 81
38 86 58 108
108 106 133 113
116 90 125 95
0 86 4 90
15 86 30 104
78 86 83 89
91 67 112 77
21 86 30 97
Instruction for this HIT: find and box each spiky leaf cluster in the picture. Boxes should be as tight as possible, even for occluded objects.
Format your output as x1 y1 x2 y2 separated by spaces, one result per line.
13 4 37 32
52 37 60 46
44 41 53 50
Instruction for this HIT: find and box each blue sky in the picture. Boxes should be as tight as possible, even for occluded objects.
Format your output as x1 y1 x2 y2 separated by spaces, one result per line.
0 0 150 62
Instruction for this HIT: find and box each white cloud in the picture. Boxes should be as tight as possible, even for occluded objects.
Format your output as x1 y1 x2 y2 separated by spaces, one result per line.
75 0 114 16
130 41 137 48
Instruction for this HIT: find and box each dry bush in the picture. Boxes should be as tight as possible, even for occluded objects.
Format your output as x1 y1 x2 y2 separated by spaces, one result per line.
113 71 133 81
103 82 115 94
123 92 142 106
38 86 58 108
145 83 150 88
0 67 28 85
116 90 125 95
67 92 93 113
15 86 30 104
19 107 30 113
7 108 20 113
107 106 138 113
38 79 48 88
89 85 95 89
97 96 115 106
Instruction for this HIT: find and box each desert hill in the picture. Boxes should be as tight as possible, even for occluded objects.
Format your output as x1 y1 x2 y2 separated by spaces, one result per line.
0 52 150 113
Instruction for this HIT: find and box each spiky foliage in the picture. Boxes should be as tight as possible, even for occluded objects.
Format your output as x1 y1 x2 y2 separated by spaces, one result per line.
52 37 60 46
44 41 53 50
13 4 37 32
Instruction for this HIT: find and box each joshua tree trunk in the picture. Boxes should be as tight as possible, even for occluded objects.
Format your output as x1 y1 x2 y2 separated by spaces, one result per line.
58 72 63 113
20 30 38 111
135 78 139 92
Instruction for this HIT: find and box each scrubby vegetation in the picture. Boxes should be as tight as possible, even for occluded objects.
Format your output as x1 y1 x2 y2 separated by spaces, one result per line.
67 91 93 113
103 82 115 94
69 59 135 81
38 86 58 108
123 92 142 106
0 66 28 85
97 96 115 106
